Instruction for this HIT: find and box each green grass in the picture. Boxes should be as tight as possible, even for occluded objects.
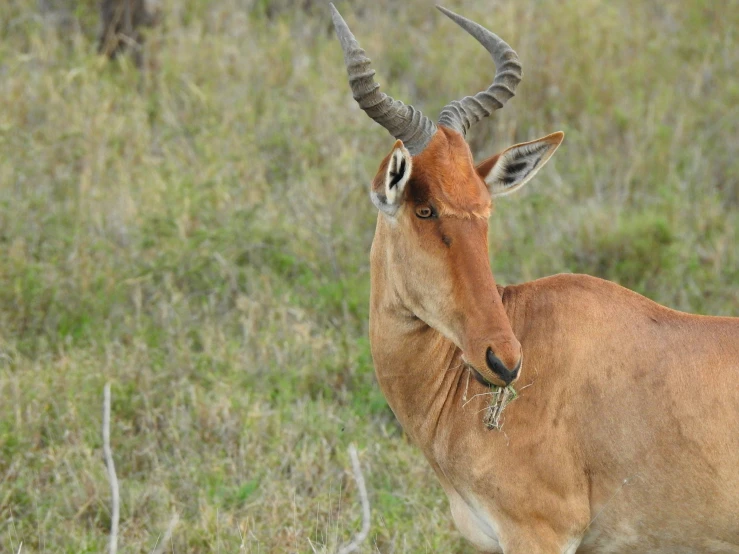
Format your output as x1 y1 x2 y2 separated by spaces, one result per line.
0 0 738 551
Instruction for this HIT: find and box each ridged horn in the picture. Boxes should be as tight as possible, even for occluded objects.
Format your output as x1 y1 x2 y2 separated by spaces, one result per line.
330 3 437 156
436 6 523 138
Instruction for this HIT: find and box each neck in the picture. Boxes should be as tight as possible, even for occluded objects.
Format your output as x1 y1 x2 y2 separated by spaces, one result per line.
368 218 521 451
369 306 461 443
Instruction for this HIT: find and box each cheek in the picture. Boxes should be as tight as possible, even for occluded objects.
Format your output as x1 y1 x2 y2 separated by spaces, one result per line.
399 225 454 290
410 224 450 267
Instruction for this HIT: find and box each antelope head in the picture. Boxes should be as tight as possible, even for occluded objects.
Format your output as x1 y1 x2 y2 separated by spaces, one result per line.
331 4 563 387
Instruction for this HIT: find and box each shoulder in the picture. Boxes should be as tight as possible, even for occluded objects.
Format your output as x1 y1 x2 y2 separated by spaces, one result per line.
503 273 667 320
509 273 639 298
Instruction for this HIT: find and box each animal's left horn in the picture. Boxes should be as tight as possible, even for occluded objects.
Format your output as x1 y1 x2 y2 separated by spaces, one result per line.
436 6 523 138
330 3 437 156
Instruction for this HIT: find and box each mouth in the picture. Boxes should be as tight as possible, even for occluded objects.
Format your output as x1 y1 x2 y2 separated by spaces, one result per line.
462 358 504 388
468 365 496 387
461 359 520 430
462 353 522 388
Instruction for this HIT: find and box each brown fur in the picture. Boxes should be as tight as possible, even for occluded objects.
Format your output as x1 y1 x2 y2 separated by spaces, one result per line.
368 127 739 553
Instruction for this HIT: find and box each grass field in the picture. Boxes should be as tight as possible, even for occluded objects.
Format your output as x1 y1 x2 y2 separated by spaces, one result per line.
0 0 737 551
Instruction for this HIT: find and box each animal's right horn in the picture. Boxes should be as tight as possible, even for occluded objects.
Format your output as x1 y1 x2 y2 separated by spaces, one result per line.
330 3 437 156
436 6 523 138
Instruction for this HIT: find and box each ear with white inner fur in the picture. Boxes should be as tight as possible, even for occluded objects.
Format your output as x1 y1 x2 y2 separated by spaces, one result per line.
477 131 564 197
371 140 412 216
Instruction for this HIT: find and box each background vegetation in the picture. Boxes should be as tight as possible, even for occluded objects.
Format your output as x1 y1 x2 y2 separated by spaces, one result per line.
0 0 737 551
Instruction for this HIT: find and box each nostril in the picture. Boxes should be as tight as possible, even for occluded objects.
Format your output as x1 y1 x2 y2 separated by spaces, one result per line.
485 348 520 385
485 347 499 372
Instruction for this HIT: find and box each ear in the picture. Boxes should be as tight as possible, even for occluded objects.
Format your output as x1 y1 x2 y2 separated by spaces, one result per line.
371 140 412 216
477 131 564 197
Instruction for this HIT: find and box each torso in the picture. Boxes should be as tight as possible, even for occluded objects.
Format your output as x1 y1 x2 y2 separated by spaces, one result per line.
371 273 739 552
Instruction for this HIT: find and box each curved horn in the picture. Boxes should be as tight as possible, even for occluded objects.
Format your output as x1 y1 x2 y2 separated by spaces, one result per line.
330 3 437 156
436 6 522 138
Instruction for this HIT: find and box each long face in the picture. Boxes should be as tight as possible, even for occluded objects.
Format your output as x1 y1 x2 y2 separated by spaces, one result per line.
330 3 563 385
371 127 563 386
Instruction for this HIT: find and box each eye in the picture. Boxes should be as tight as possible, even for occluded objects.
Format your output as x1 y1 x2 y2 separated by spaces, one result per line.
416 206 433 219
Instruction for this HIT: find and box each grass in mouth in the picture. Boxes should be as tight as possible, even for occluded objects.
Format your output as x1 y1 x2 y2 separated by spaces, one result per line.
483 385 518 430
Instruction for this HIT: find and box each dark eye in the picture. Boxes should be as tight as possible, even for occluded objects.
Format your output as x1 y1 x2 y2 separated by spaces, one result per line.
416 206 433 219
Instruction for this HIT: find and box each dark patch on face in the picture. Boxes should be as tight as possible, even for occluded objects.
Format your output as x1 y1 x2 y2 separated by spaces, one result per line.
408 177 431 205
409 177 442 222
434 219 452 248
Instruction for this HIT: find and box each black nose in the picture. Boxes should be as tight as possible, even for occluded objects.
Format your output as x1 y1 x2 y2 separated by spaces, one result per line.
486 348 520 386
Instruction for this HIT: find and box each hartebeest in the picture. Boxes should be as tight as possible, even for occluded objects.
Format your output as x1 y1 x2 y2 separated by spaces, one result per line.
330 4 739 553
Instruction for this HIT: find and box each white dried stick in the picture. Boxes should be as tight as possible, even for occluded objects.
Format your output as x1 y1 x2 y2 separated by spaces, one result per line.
103 383 120 554
337 444 370 554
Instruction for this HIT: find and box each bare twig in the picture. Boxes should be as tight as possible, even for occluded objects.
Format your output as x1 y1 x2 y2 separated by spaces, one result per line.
462 366 471 401
103 383 120 554
151 513 179 554
7 506 19 552
462 390 495 409
337 445 370 554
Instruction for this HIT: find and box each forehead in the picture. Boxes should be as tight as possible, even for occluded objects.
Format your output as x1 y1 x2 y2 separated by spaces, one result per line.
408 128 492 218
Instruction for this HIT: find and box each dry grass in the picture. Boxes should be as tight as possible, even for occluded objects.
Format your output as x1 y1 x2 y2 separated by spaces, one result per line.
0 0 737 551
482 386 518 431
